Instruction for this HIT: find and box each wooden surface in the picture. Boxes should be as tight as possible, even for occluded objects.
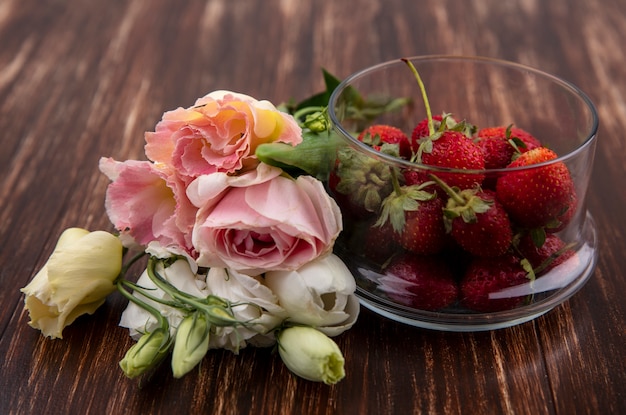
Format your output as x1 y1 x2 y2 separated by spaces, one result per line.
1 0 625 414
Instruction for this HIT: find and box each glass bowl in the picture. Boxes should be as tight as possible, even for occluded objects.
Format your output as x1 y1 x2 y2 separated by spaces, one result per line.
327 56 599 331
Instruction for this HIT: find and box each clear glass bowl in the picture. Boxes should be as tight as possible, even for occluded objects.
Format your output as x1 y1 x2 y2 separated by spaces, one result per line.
327 56 599 331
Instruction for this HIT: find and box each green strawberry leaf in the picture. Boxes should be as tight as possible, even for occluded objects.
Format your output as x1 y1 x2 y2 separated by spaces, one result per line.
530 227 547 248
520 258 536 281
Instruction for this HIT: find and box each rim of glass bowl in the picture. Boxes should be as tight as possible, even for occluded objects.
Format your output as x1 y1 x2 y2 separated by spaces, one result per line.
328 55 599 174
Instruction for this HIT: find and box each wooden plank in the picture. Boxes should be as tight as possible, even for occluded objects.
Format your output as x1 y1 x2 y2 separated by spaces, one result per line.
1 0 625 414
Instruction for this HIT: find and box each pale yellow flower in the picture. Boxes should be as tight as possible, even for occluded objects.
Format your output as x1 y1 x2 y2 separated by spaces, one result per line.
277 326 345 385
171 313 211 378
119 328 172 379
21 227 123 339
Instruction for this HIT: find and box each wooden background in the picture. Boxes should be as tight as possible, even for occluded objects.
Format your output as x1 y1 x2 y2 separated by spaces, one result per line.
1 0 624 414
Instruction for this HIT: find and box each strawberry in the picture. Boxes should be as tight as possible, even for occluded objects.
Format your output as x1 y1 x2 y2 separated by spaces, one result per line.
411 114 475 149
401 60 484 191
476 125 542 169
460 254 531 312
377 179 447 255
430 174 513 257
517 233 576 275
379 253 459 310
476 125 542 189
358 124 412 159
328 147 395 219
415 130 486 191
411 114 444 143
495 147 577 230
396 197 447 255
360 219 399 264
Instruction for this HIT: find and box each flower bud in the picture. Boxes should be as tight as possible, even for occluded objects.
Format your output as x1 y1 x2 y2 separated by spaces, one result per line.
171 313 211 378
303 111 329 133
20 228 123 339
277 326 345 385
205 304 241 327
119 329 172 379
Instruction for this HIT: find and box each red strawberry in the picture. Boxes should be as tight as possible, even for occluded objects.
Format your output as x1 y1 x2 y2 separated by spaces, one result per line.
477 126 541 169
495 147 577 230
416 130 486 190
396 197 447 255
517 233 576 275
476 126 542 189
379 253 459 311
358 124 411 159
411 114 444 143
377 181 447 255
460 254 531 312
400 60 484 190
431 174 513 257
362 220 399 264
411 114 475 151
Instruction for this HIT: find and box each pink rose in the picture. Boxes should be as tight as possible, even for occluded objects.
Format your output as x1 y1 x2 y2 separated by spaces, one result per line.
188 166 342 275
186 162 284 211
144 91 302 180
99 157 197 256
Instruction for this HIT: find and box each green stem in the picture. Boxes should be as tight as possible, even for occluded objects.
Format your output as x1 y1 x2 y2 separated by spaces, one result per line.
145 257 249 328
402 58 434 136
121 279 191 311
428 173 465 205
115 251 147 284
117 279 169 331
390 168 404 196
293 106 326 124
533 242 577 275
145 257 205 304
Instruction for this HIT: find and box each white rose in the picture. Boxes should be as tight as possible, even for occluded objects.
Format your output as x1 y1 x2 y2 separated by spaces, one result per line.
264 254 360 336
205 267 284 352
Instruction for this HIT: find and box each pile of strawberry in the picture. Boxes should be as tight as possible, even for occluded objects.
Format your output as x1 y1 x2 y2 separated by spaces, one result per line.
330 117 578 313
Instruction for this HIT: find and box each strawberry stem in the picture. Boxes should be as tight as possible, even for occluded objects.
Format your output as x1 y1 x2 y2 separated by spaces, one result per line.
390 168 403 196
428 173 465 205
401 58 434 136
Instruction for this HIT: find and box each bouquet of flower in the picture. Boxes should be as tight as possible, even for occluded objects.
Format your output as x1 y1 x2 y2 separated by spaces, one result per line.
19 73 382 385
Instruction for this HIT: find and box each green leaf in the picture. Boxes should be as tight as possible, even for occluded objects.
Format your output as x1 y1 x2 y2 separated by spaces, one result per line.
520 258 536 281
530 227 547 248
255 131 343 179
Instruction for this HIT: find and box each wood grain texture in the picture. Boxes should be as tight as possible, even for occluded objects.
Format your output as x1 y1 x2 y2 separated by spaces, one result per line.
1 0 625 414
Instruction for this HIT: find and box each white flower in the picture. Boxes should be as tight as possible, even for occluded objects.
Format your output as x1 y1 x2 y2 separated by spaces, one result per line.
21 228 123 339
119 258 208 339
171 313 211 378
204 267 284 352
277 326 345 384
264 254 359 336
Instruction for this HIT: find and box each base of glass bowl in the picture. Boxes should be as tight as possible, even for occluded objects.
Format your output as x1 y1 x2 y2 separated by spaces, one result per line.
340 212 598 332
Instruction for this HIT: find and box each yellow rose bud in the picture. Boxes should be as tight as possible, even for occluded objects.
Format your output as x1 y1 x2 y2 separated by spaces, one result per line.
20 227 123 339
252 107 285 142
277 326 346 385
119 329 171 379
171 313 211 378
